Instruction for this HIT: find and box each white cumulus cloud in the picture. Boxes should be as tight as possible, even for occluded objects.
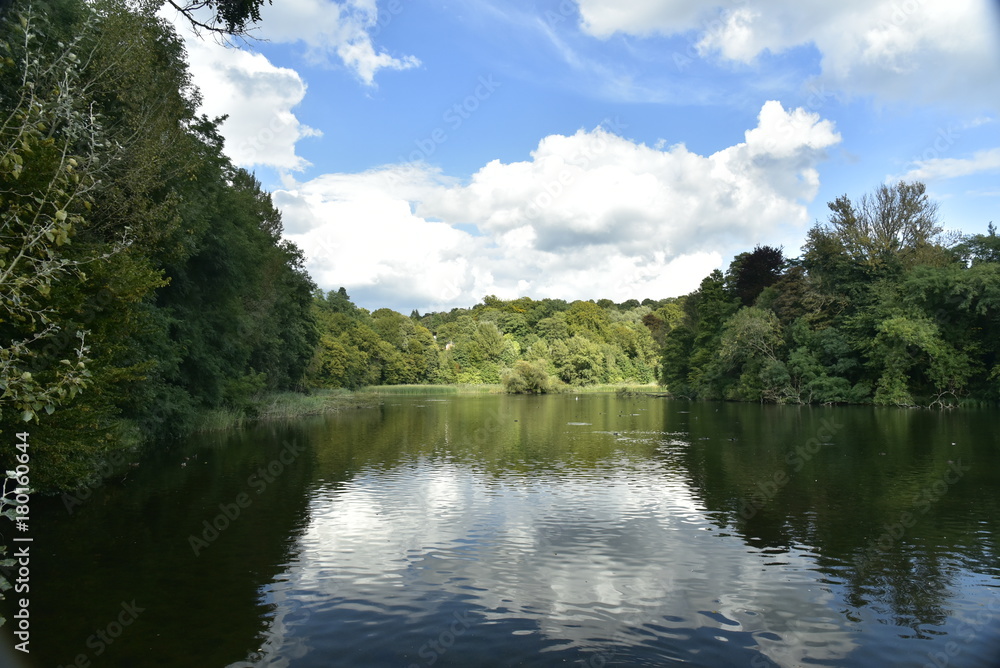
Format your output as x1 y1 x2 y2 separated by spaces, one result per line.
256 0 421 85
182 37 321 171
167 0 420 170
277 101 840 311
573 0 1000 111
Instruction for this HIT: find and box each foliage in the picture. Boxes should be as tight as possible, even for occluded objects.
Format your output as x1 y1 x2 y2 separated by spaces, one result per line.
0 7 112 425
501 359 553 394
307 293 667 393
147 0 271 39
818 181 947 273
0 0 317 490
661 181 999 407
727 245 785 306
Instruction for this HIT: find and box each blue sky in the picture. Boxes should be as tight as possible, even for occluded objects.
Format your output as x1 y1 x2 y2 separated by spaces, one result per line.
170 0 1000 313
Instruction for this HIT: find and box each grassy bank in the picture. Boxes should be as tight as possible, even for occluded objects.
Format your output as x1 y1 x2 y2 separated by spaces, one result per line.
365 384 503 395
572 383 664 394
192 389 383 432
368 382 665 395
192 382 667 433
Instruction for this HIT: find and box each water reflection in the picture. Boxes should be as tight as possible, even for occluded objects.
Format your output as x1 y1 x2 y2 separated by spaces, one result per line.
249 461 861 666
232 396 999 667
7 395 999 668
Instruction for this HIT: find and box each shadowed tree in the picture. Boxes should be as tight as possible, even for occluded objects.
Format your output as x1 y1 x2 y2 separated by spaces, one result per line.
727 245 785 306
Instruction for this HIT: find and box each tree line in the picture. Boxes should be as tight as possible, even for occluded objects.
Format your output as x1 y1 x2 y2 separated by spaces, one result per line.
305 288 679 393
660 182 1000 407
0 0 317 489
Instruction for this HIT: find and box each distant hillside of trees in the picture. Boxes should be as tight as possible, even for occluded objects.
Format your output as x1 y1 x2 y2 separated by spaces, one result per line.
306 182 1000 409
305 289 680 392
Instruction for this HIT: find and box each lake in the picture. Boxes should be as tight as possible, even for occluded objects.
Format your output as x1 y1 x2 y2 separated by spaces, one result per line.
5 394 1000 667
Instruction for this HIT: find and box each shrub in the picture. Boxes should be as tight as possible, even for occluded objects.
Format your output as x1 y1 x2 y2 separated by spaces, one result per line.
501 360 552 394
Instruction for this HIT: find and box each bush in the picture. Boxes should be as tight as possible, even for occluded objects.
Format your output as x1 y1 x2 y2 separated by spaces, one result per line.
501 360 553 394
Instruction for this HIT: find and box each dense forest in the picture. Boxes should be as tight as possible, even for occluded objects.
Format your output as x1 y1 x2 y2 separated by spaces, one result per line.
0 0 317 490
305 288 675 393
658 183 1000 408
1 0 999 496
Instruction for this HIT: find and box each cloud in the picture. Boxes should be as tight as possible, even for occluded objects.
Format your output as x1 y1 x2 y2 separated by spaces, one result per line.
277 101 840 312
275 167 482 311
255 0 421 85
572 1 1000 111
166 0 421 170
181 37 321 171
899 147 1000 182
576 1 704 38
420 101 838 250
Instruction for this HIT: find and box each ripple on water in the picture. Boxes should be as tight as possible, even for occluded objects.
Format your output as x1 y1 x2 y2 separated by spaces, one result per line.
239 413 1000 668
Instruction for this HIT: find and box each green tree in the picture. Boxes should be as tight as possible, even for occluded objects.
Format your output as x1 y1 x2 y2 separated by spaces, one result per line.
536 312 570 341
717 307 789 401
0 7 116 424
870 316 971 406
564 300 610 337
727 245 785 306
501 359 552 394
147 0 272 38
823 181 946 272
551 335 604 385
1 0 320 488
660 270 739 397
955 222 1000 265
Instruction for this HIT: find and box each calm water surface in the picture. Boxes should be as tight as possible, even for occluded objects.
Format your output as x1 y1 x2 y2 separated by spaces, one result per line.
5 395 1000 667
